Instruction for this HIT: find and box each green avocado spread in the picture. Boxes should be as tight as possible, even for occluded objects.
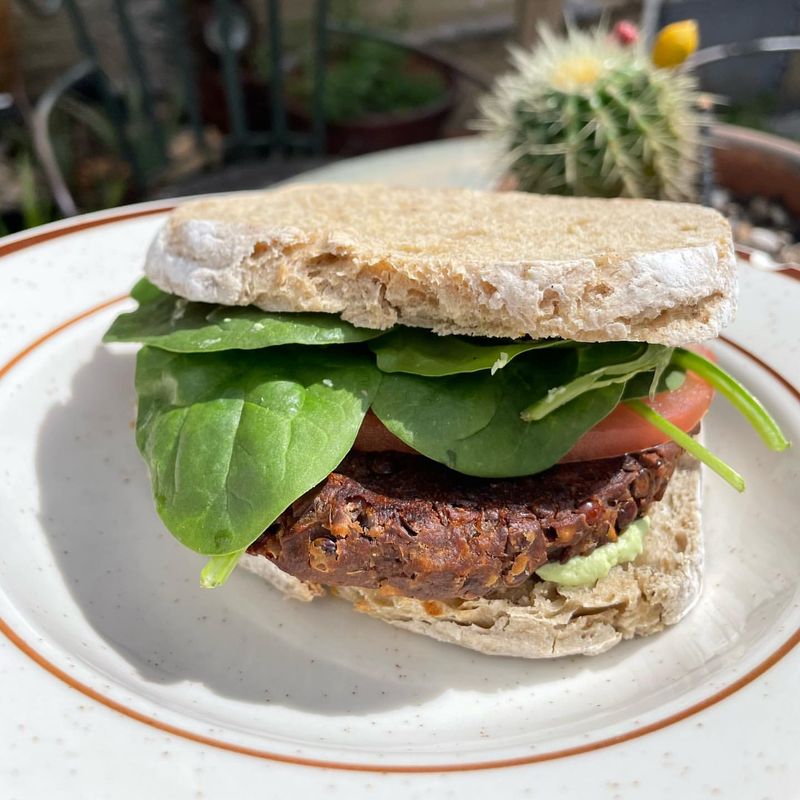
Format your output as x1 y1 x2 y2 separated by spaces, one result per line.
534 517 650 587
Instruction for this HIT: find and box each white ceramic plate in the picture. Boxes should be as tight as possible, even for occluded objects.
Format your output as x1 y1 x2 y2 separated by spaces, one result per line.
1 140 798 798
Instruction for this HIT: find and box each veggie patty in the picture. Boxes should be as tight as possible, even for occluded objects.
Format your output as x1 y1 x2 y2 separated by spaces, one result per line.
247 442 683 600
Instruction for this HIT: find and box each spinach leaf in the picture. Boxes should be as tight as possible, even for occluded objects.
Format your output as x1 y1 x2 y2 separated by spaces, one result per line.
371 352 623 477
135 345 381 555
369 326 569 376
626 399 746 491
104 278 382 352
622 365 685 399
671 347 790 452
521 343 674 421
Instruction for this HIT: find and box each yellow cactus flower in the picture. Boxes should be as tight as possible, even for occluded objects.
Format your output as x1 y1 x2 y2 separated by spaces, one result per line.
652 20 699 68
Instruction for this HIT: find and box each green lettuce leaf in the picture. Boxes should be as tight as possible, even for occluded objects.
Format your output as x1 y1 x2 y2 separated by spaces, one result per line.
369 326 569 376
622 365 685 399
134 345 381 555
371 351 623 477
671 348 790 452
625 399 746 491
104 278 382 352
521 343 674 421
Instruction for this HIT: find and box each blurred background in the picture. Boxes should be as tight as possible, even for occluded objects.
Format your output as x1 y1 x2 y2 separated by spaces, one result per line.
1 0 799 262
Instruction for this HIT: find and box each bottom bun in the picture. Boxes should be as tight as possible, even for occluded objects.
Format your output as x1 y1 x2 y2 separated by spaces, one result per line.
240 454 703 658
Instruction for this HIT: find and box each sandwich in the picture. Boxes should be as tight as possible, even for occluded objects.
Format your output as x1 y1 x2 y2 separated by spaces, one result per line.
104 183 788 658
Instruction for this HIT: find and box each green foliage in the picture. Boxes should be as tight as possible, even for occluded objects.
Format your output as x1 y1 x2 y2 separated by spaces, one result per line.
292 38 447 123
369 326 568 376
521 343 673 420
626 399 745 490
2 81 182 232
1 95 129 232
16 154 52 230
671 348 789 452
134 345 381 555
478 26 700 200
52 96 132 211
104 278 383 351
371 353 624 477
622 365 685 398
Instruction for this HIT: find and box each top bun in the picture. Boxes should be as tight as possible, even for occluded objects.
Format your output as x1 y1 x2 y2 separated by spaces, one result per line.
145 183 737 345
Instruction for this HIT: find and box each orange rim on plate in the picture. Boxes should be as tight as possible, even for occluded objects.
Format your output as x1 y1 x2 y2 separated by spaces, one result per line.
0 209 798 773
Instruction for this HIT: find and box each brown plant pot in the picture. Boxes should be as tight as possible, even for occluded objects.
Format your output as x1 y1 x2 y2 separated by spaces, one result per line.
288 51 459 156
711 123 800 218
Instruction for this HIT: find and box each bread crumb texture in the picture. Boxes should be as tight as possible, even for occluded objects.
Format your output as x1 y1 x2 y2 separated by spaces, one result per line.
146 184 737 345
240 455 703 658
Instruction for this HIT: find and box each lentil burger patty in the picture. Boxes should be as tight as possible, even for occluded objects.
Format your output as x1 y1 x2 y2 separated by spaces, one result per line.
247 442 683 600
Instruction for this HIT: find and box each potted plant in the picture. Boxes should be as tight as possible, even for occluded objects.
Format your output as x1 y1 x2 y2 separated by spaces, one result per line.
477 23 701 201
286 35 458 155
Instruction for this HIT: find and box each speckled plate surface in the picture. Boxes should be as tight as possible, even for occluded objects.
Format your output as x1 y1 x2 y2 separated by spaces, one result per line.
1 139 798 798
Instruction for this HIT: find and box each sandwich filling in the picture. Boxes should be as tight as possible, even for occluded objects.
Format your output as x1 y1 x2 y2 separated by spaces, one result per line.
247 444 680 600
105 278 788 590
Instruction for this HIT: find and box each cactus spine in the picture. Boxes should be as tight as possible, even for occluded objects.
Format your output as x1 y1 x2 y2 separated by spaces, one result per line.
478 27 700 201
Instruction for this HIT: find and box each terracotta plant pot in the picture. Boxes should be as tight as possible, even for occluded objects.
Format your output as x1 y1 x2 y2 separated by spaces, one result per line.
711 123 800 217
288 51 459 156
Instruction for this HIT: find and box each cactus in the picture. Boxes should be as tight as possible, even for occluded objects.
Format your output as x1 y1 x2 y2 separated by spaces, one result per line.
477 26 700 201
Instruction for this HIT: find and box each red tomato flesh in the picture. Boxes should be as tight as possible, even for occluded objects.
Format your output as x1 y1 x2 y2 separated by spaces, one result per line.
354 348 716 464
558 368 714 462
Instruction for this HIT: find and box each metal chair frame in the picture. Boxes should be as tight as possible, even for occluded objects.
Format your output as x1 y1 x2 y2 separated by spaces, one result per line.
17 0 332 216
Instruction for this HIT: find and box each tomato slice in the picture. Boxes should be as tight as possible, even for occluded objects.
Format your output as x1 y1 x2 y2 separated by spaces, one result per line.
354 410 417 454
558 368 714 462
355 348 716 463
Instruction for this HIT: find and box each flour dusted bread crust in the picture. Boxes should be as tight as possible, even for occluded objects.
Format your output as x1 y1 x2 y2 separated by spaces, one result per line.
145 184 736 345
240 455 703 658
